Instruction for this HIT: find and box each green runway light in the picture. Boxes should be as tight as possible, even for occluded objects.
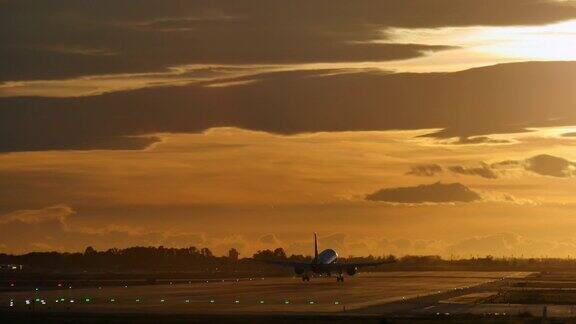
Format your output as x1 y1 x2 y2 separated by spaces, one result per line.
259 300 265 304
334 301 340 305
284 300 291 304
308 300 316 305
160 299 165 303
110 298 116 302
135 298 140 302
35 298 40 302
85 298 91 303
234 300 240 304
60 298 65 302
185 299 190 303
209 299 215 303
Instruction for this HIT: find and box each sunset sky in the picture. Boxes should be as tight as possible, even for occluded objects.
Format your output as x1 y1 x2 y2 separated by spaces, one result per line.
2 0 576 257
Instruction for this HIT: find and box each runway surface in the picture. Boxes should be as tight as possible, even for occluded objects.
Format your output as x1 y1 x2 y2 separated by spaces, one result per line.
0 271 528 314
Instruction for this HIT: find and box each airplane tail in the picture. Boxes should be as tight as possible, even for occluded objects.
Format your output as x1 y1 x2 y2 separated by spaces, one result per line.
314 233 319 260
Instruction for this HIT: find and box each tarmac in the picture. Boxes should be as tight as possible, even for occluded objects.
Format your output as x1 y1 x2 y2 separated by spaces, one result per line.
0 271 528 314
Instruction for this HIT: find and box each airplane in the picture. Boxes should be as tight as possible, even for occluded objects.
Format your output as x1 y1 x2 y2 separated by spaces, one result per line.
264 233 394 282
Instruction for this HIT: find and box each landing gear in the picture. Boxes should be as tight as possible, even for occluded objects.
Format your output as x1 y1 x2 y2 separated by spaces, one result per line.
302 276 310 282
336 275 344 282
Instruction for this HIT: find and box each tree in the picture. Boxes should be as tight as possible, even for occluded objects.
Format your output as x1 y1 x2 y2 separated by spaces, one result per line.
273 248 287 259
253 248 287 261
200 247 213 258
228 248 240 262
84 246 97 256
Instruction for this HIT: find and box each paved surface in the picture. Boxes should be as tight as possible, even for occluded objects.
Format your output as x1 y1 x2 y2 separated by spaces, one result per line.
0 271 527 314
412 303 576 318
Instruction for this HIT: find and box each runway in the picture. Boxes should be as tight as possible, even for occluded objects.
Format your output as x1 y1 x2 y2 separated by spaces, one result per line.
0 271 528 314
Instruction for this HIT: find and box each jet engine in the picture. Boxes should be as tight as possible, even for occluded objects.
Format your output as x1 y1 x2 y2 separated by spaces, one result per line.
346 266 358 276
294 267 305 275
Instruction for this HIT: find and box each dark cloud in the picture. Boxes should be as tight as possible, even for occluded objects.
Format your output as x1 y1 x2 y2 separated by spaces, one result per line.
452 136 511 145
365 182 482 203
2 0 576 81
448 164 499 179
430 154 576 179
407 164 443 177
0 135 159 152
2 61 576 152
525 154 576 178
464 154 576 178
491 160 523 169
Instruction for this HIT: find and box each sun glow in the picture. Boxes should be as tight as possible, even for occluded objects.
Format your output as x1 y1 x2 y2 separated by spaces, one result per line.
478 20 576 60
382 19 576 72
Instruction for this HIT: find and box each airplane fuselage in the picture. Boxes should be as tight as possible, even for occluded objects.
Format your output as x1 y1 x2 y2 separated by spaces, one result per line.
315 248 338 265
291 233 388 282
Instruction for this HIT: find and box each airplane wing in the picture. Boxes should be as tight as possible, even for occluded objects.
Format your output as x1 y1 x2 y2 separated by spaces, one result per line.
258 259 393 269
257 259 312 269
320 259 395 270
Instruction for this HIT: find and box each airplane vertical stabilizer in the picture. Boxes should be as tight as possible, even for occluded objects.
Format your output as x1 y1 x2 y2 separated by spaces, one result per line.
314 233 319 260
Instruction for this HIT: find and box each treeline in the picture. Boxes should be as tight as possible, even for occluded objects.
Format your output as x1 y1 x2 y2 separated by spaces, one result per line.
2 246 576 272
0 246 393 272
1 246 237 272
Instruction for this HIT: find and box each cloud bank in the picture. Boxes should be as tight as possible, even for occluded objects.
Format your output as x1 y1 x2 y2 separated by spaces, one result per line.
2 0 576 81
448 164 499 179
2 62 576 152
525 154 576 178
407 164 443 177
366 182 482 203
